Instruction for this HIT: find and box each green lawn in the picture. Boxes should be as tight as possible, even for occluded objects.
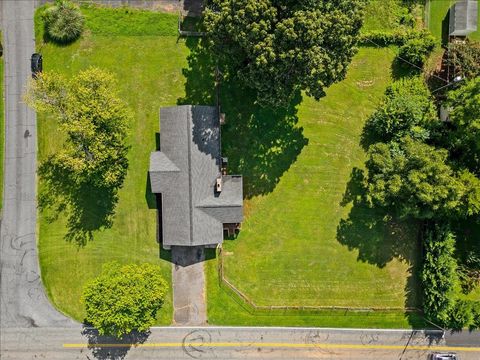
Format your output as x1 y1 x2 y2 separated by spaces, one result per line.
36 6 186 324
363 0 404 32
427 0 480 42
205 47 423 328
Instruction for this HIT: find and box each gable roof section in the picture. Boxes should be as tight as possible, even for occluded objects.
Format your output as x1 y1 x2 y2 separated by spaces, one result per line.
197 175 243 223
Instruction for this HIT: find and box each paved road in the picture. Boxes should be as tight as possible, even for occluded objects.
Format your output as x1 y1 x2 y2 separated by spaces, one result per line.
172 246 207 325
0 0 74 328
2 326 480 360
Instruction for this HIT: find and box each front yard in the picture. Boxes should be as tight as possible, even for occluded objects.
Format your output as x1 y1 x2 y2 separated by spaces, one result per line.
35 6 184 323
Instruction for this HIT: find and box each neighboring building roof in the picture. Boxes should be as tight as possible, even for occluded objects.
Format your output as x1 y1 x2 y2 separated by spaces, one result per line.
449 0 478 36
149 105 243 247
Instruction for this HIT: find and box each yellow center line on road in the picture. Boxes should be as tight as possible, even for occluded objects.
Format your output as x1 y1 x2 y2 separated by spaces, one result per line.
63 342 480 352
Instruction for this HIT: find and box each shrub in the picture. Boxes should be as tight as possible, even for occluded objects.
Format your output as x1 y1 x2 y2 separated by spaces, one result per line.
449 300 473 330
398 33 435 67
422 224 460 326
364 77 437 143
82 262 167 337
43 0 84 44
447 40 480 80
471 301 480 330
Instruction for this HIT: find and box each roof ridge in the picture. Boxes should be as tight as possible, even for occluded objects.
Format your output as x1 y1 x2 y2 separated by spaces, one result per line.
186 106 194 245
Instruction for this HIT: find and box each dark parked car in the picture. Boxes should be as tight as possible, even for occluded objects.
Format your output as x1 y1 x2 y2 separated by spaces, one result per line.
31 53 42 78
429 353 458 360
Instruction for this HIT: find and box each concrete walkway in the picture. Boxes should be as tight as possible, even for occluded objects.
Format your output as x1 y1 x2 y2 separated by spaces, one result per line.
171 246 207 325
0 0 74 328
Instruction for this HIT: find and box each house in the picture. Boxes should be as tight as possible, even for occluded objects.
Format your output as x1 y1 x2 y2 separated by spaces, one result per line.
449 0 478 37
149 105 243 249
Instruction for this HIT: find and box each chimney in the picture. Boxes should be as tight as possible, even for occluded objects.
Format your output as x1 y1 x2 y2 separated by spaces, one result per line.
215 177 222 193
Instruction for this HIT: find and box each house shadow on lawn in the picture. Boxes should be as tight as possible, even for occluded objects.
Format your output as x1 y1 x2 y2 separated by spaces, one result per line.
177 38 308 198
81 327 149 360
336 167 423 327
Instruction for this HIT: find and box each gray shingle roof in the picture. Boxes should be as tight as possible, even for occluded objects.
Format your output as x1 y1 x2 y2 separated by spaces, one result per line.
149 105 243 247
450 0 478 36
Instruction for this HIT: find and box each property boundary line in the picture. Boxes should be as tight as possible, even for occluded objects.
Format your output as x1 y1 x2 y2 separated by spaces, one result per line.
216 246 423 314
216 246 447 332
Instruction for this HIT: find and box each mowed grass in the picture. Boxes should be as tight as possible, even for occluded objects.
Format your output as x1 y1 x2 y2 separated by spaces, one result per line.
363 0 403 32
36 7 188 323
427 0 480 42
207 47 422 328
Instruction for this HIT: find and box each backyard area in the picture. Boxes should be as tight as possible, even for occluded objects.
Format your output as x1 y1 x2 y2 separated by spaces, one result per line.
427 0 480 42
205 46 423 328
195 0 429 329
35 6 185 323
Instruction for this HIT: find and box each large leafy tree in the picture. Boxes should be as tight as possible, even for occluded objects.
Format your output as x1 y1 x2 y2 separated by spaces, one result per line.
26 67 130 245
83 262 167 337
204 0 367 107
365 137 478 219
447 78 480 174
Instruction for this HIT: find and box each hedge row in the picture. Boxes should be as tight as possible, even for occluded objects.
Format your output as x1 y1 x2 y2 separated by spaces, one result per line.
359 29 432 47
422 224 480 330
422 224 459 326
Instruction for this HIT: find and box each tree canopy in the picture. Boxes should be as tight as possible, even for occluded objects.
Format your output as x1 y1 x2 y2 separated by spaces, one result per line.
26 67 130 245
204 0 367 107
365 137 474 219
446 78 480 174
83 262 167 337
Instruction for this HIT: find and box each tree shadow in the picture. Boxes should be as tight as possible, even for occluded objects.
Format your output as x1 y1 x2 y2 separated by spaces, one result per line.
451 218 480 295
391 57 421 80
81 327 149 360
39 159 122 247
177 37 215 106
178 38 308 198
336 168 422 326
337 168 418 267
183 0 204 17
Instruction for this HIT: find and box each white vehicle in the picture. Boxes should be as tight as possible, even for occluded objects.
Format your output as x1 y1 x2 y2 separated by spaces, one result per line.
429 353 458 360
